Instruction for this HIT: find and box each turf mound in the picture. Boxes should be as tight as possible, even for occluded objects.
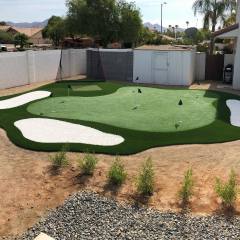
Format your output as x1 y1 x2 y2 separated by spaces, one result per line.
1 81 240 155
28 87 217 132
71 85 102 92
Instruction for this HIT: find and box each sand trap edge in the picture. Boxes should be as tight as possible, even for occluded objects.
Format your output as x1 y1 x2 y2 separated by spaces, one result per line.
14 118 125 146
0 91 52 109
226 99 240 127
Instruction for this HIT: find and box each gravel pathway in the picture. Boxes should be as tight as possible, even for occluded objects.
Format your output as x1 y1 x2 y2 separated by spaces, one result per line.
19 192 240 240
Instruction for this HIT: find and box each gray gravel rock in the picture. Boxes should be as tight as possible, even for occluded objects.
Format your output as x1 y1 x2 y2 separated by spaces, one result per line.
18 191 240 240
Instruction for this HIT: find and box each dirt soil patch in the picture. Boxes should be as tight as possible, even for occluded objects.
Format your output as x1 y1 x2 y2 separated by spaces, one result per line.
1 81 240 238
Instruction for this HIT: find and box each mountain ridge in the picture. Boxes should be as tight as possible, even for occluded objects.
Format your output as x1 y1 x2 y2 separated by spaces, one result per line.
5 20 185 32
6 19 48 28
144 22 185 32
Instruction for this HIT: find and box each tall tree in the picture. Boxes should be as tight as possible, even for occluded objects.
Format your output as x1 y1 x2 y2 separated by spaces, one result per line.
117 1 142 47
0 31 13 43
66 0 142 47
193 0 236 54
42 16 66 46
14 33 29 49
66 0 119 47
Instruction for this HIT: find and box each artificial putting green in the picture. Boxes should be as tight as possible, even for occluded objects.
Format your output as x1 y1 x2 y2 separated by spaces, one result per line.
1 80 240 155
28 87 218 132
71 84 102 92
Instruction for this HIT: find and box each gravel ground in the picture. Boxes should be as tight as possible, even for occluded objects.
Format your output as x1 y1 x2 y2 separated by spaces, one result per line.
18 192 240 240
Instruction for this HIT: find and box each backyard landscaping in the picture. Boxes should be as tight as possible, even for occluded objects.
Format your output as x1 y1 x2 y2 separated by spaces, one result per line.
1 80 240 154
2 81 240 239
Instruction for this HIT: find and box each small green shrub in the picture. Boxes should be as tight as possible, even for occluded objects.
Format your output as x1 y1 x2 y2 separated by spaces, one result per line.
50 144 69 169
179 168 194 203
215 169 238 208
136 158 155 196
79 153 98 175
108 157 127 186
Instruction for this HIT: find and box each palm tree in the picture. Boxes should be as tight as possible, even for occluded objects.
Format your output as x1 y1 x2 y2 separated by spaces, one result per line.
175 25 179 38
186 21 189 28
193 0 225 32
193 0 236 54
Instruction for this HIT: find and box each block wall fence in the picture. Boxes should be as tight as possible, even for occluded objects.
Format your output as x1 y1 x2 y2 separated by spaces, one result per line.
0 49 86 90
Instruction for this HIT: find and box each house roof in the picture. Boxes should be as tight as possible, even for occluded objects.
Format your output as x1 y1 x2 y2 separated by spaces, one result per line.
162 35 175 41
213 23 239 38
0 25 13 31
13 27 43 37
135 45 194 51
0 25 43 37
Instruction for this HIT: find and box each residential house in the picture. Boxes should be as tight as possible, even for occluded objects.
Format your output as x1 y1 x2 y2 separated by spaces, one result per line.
0 25 50 46
13 27 50 45
0 25 18 35
213 0 240 89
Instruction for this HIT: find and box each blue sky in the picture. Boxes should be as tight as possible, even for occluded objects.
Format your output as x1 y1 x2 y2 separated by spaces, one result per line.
0 0 199 28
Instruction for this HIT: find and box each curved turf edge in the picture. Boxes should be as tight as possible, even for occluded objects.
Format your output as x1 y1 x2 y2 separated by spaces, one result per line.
0 80 240 155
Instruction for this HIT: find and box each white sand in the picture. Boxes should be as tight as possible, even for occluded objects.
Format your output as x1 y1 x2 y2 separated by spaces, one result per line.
226 100 240 127
34 233 55 240
14 118 125 146
0 91 51 109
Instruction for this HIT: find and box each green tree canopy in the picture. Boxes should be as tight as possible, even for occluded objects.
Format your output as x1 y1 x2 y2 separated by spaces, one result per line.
117 1 142 47
42 16 66 46
193 0 236 54
0 30 13 43
0 21 7 26
66 0 142 47
14 33 29 49
193 0 236 32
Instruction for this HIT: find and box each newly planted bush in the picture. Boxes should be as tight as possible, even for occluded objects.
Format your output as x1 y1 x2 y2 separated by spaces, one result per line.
79 153 98 175
108 157 127 186
179 168 194 204
215 170 238 208
50 144 69 169
137 158 155 196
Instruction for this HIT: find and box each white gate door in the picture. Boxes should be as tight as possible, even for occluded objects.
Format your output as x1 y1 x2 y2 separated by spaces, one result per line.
152 52 169 84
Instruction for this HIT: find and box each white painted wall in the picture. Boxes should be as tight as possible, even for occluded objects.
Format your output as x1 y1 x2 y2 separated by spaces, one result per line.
195 52 206 82
233 37 240 89
0 52 29 89
34 50 61 83
133 50 153 83
0 49 87 90
133 50 195 86
232 0 240 89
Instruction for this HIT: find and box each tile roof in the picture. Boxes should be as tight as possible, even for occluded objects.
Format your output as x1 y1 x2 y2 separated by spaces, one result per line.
0 25 12 31
12 27 43 37
135 45 194 51
212 23 239 37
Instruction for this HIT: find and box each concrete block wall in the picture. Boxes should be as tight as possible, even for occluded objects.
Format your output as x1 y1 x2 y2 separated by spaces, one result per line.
0 49 87 90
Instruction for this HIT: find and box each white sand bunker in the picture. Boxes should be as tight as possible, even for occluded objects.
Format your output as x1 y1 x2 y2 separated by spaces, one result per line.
14 118 125 146
226 100 240 127
0 91 51 109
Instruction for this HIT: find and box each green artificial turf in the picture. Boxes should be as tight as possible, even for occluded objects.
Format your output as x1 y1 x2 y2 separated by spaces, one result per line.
28 87 217 132
0 80 240 155
71 84 102 92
